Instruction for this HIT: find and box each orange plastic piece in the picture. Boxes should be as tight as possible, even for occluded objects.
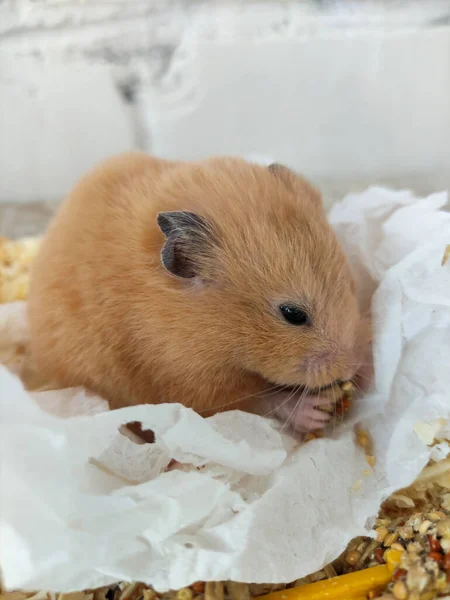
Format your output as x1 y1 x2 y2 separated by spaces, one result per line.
258 549 403 600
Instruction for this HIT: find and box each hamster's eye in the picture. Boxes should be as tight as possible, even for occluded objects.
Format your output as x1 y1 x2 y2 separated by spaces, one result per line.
279 304 309 326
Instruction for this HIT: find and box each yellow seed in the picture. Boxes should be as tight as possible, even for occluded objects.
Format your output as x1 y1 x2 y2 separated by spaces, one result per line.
397 526 414 540
366 455 376 468
392 581 408 600
384 533 398 547
345 550 362 566
418 520 432 535
427 511 445 521
376 527 389 542
441 244 450 266
304 430 325 442
176 590 193 600
390 543 406 552
341 381 355 392
376 519 392 527
385 549 404 572
356 431 371 449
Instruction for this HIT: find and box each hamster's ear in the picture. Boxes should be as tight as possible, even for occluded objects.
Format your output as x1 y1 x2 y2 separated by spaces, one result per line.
268 163 293 176
269 163 320 202
268 163 297 189
157 211 214 279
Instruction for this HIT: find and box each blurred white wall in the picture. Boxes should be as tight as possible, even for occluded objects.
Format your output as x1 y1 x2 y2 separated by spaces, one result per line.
0 0 449 203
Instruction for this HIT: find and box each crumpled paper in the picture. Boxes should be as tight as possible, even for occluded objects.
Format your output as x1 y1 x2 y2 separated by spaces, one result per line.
1 188 449 593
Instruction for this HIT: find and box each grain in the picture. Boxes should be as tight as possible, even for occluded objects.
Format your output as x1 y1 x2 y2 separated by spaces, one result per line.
392 580 408 600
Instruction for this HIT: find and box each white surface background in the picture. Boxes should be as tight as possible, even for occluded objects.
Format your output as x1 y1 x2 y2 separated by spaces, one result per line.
1 0 449 203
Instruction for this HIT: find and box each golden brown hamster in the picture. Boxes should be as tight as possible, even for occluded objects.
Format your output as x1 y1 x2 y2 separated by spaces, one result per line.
28 152 370 432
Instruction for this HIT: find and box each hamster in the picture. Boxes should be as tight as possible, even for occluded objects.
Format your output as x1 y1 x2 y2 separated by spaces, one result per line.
28 152 370 433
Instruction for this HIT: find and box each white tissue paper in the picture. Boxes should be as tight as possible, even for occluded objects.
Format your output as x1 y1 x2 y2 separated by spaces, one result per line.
1 188 450 592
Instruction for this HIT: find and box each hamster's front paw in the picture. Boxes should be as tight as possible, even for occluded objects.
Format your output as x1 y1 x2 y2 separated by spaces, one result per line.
270 391 334 432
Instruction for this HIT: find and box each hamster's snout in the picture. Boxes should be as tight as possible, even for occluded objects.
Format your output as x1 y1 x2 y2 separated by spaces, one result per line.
300 347 360 389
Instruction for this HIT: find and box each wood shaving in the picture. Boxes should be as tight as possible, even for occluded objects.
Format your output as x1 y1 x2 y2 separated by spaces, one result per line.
0 237 41 303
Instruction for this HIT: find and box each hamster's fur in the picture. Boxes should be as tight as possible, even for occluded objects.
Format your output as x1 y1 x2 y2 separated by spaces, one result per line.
28 153 369 428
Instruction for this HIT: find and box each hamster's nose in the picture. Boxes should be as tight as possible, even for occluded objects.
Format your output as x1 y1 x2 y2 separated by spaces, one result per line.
341 366 358 382
303 349 337 372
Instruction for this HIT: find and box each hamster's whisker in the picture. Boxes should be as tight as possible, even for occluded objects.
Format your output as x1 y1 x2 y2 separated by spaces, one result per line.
338 385 345 427
261 385 295 417
279 385 303 433
197 383 286 414
350 379 365 395
331 386 338 434
277 386 302 430
354 371 373 381
258 385 290 398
